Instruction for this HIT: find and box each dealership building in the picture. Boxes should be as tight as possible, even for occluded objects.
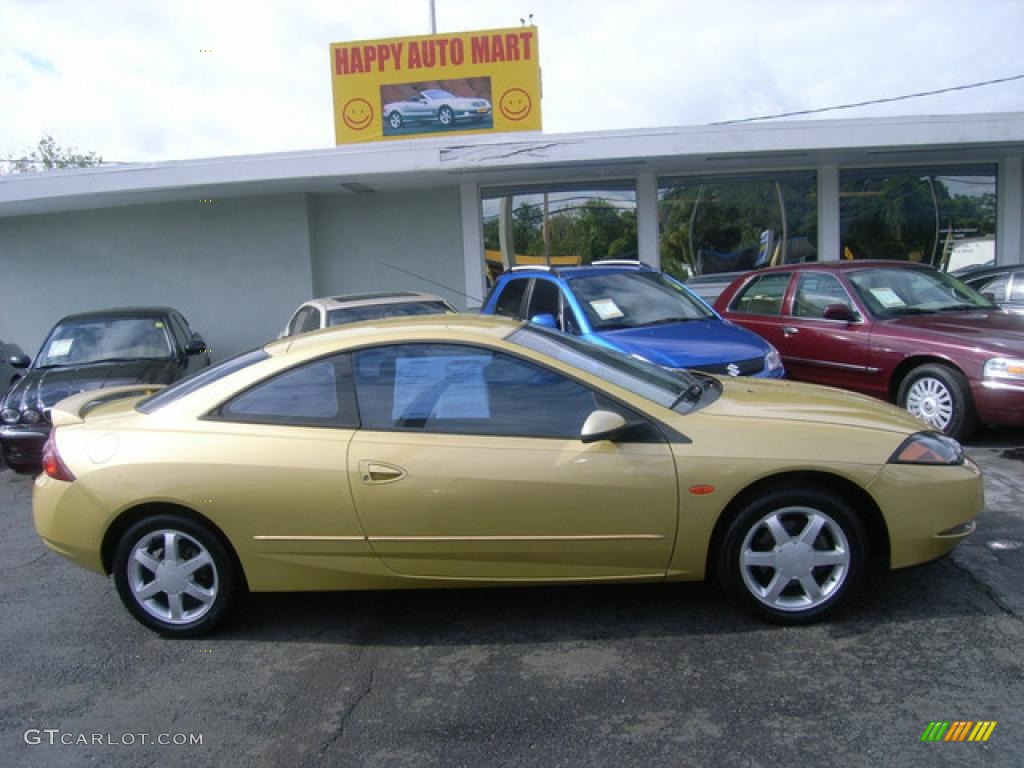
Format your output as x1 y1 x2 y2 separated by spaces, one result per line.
1 111 1023 360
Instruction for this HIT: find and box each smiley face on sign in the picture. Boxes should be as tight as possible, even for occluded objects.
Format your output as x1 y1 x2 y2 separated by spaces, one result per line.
342 98 374 130
498 88 532 121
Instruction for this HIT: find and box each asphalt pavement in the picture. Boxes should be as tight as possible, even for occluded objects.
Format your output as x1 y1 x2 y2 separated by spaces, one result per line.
1 431 1022 768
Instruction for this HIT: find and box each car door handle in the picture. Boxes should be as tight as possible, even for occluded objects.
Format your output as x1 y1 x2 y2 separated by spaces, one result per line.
782 326 800 336
359 461 407 484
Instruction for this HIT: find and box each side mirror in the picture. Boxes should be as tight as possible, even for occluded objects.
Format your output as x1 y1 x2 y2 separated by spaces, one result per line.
580 410 628 444
822 304 858 323
185 338 207 355
9 354 31 369
529 313 558 329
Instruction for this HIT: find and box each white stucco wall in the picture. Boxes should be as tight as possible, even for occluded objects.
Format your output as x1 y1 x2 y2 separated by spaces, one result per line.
0 194 314 360
308 188 470 308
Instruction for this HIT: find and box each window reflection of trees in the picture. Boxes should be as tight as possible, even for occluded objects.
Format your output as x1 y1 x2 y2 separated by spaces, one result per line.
839 168 996 267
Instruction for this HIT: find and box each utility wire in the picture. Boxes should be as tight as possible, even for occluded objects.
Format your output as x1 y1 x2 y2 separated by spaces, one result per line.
710 73 1024 125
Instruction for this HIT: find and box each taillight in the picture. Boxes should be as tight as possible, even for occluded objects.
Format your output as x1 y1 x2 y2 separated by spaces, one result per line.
41 429 76 482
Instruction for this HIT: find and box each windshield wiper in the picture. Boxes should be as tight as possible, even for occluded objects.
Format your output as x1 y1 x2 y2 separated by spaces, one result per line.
644 316 703 326
886 307 933 315
934 304 985 312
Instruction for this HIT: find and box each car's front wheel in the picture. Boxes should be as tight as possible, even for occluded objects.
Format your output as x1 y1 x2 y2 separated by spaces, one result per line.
437 106 455 126
717 487 867 624
897 363 977 440
113 514 240 637
387 111 403 129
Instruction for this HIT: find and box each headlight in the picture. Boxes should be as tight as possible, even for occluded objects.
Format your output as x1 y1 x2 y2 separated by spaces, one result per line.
983 357 1024 382
0 408 19 425
20 409 42 425
889 432 964 465
764 345 782 371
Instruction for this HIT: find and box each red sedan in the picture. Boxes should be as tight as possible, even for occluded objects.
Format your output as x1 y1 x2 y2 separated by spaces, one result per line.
714 260 1024 439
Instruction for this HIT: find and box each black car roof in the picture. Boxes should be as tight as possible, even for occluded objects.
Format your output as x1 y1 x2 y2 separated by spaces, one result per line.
56 307 179 323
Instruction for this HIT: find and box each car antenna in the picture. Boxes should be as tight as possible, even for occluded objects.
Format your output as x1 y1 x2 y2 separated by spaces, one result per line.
383 262 484 304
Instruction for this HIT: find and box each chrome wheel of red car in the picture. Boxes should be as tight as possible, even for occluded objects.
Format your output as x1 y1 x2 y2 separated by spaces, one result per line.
898 364 977 440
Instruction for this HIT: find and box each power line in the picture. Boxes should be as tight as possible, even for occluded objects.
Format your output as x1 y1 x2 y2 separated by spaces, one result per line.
710 73 1024 126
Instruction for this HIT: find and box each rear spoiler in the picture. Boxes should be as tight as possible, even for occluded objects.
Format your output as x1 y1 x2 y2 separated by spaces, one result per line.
49 385 167 427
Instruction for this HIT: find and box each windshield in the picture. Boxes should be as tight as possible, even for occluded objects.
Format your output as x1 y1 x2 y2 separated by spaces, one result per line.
846 267 996 318
568 272 714 331
509 326 702 411
327 302 453 327
37 317 173 367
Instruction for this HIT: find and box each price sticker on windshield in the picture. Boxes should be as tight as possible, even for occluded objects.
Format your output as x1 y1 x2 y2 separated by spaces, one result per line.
49 339 73 357
869 288 905 308
590 299 624 320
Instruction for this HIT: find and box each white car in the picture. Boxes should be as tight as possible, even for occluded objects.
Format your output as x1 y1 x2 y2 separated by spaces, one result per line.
383 90 492 130
281 292 457 338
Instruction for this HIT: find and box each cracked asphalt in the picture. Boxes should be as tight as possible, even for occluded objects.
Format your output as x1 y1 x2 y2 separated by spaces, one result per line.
1 432 1023 768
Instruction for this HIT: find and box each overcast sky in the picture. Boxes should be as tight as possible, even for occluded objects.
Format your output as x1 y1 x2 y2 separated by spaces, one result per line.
1 0 1022 165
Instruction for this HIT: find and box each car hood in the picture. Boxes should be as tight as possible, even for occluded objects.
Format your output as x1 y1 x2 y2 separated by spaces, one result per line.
2 360 180 413
598 319 769 367
706 376 925 435
884 311 1024 355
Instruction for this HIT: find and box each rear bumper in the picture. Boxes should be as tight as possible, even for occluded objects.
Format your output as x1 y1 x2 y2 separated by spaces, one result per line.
972 380 1024 427
0 425 49 473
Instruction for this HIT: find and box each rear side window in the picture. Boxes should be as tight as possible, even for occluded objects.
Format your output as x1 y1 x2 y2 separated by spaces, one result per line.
729 273 791 316
494 278 529 317
210 354 358 428
137 349 269 414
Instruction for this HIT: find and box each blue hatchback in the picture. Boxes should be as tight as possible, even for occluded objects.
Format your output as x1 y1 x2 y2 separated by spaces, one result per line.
481 261 784 378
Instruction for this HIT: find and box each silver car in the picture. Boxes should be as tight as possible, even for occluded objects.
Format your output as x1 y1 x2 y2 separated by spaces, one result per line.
383 90 492 130
281 292 457 338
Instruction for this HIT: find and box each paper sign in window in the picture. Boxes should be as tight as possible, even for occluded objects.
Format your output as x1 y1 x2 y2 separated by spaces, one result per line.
869 288 905 308
589 299 624 320
48 339 73 357
392 355 491 422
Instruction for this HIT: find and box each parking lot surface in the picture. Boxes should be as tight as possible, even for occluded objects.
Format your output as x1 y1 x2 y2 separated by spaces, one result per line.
1 432 1023 768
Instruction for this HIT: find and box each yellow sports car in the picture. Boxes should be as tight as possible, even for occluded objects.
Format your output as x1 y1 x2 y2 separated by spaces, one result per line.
33 316 982 636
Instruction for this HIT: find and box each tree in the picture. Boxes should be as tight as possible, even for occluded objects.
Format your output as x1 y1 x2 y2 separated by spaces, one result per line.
4 134 102 174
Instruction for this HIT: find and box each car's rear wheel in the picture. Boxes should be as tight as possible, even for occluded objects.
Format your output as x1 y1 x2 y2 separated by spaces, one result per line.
113 514 239 637
437 106 454 126
717 487 867 624
897 363 977 440
387 111 403 129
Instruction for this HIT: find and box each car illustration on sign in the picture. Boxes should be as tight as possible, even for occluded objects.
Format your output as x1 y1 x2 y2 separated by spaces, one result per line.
383 89 492 129
33 315 980 636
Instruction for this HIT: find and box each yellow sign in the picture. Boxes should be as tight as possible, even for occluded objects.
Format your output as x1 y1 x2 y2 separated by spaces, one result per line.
329 26 541 144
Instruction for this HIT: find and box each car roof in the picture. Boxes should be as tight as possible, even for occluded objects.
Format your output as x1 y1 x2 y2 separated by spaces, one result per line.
57 307 177 323
267 313 522 357
503 262 657 280
735 259 935 276
303 292 451 312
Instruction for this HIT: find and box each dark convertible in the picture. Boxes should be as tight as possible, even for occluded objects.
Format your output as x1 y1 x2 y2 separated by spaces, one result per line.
1 307 209 474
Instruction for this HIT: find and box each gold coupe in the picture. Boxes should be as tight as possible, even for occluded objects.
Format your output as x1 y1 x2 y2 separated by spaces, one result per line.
33 316 982 636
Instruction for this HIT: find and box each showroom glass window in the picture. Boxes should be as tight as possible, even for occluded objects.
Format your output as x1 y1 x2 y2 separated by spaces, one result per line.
839 165 996 268
657 172 818 280
353 343 597 438
481 182 638 282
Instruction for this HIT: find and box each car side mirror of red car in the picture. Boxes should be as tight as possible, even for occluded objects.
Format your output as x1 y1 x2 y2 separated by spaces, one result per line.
823 304 859 323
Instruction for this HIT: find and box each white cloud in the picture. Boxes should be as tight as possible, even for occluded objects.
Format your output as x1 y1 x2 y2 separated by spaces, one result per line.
0 0 1021 163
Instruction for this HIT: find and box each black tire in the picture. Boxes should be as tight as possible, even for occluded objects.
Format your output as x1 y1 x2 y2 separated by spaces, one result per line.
113 514 239 637
437 106 455 126
716 486 867 625
897 363 977 440
387 111 403 129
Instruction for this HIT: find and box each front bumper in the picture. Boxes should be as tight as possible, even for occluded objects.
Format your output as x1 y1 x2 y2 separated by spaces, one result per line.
0 424 50 473
868 457 984 569
972 380 1024 427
